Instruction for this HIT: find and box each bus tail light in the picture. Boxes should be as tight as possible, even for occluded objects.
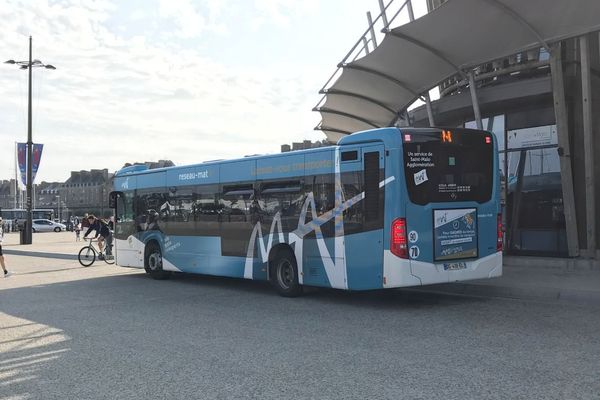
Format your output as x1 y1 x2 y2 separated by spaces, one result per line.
391 218 408 259
497 213 503 252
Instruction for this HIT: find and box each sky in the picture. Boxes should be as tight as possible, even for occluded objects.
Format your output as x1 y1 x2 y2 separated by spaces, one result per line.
0 0 427 183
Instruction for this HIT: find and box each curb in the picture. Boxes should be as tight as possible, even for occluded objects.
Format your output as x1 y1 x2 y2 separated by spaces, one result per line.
411 282 600 306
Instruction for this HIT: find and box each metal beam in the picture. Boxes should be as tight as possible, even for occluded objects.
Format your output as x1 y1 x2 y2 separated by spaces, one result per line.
314 107 381 129
580 35 596 257
407 0 415 21
508 150 527 252
424 92 435 126
378 0 389 30
550 42 579 257
361 37 370 56
320 89 398 115
468 71 484 130
367 11 377 49
340 63 420 97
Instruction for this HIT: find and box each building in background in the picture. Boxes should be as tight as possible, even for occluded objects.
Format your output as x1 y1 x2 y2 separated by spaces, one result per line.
121 160 175 170
0 180 17 210
60 169 113 218
280 140 330 153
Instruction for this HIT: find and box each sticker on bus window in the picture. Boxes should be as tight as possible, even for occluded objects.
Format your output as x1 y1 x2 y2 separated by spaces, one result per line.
414 169 428 186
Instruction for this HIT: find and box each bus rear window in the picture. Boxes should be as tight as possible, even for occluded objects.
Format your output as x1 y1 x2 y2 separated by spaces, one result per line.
403 129 493 205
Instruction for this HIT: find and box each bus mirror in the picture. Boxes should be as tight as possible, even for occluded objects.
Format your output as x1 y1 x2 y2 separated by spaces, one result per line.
109 191 123 209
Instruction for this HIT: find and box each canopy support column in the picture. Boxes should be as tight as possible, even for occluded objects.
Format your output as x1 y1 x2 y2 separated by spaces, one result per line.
468 71 483 130
550 42 580 257
580 34 596 258
424 93 435 126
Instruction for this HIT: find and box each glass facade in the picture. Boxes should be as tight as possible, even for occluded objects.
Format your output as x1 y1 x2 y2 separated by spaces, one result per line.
465 119 568 257
504 125 567 256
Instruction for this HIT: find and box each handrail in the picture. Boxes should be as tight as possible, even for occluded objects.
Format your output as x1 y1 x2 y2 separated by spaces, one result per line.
439 57 550 97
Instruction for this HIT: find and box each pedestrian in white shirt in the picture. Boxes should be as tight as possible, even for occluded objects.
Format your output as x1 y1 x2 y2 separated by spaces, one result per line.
0 217 10 277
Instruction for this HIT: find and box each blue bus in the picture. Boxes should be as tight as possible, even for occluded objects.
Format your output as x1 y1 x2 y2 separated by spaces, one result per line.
109 127 502 296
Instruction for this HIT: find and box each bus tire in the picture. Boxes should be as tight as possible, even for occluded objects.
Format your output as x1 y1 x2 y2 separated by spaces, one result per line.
145 242 170 280
271 249 302 297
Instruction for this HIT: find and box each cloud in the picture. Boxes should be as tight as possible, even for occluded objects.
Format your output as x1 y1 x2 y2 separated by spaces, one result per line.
250 0 320 29
0 0 329 182
157 0 229 38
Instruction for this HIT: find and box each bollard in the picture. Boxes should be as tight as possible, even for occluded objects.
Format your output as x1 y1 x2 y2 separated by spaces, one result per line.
19 223 26 244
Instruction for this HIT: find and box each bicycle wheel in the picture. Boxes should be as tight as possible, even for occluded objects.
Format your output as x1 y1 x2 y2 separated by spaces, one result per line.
103 252 115 265
78 245 97 267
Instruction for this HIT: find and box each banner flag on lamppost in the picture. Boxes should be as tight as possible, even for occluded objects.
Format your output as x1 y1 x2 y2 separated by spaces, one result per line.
32 143 44 183
16 142 44 187
17 143 26 188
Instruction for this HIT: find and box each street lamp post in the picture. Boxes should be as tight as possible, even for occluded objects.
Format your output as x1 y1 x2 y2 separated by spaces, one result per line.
5 36 55 244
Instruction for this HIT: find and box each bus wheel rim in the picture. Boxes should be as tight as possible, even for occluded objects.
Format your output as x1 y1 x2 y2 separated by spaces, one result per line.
277 260 294 289
149 253 162 271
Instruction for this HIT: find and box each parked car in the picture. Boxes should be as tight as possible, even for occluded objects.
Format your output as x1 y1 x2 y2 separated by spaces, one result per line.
32 219 67 233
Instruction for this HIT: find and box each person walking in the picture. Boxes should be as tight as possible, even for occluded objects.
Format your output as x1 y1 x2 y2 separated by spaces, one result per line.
0 217 10 277
75 223 81 241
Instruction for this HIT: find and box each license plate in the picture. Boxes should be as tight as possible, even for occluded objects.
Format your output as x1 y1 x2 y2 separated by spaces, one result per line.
444 262 467 271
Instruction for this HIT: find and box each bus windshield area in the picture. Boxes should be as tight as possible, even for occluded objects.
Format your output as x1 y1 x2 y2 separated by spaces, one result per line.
402 129 494 205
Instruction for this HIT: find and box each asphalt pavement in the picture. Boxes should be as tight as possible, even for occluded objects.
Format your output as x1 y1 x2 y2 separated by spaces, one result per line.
1 232 599 400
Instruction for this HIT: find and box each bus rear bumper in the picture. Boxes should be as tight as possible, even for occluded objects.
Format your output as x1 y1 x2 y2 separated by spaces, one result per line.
383 251 502 288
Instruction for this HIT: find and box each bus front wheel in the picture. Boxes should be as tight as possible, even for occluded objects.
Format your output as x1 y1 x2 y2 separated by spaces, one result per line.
271 250 302 297
145 242 170 280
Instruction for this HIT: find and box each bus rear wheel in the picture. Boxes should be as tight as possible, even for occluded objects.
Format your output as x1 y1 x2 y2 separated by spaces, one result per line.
271 250 302 297
145 242 170 280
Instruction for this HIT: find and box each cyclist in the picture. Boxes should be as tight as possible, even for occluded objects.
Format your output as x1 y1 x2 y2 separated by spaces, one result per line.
84 214 113 259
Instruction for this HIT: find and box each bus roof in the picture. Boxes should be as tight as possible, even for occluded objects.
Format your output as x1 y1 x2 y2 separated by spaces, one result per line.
114 127 406 179
112 127 491 190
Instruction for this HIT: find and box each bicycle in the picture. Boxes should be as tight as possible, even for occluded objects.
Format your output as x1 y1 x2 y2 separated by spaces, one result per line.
78 237 115 266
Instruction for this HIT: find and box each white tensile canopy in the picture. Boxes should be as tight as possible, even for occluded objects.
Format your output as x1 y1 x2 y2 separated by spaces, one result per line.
316 0 600 143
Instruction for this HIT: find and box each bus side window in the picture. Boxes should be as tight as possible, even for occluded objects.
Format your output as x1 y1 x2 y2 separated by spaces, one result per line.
363 151 382 230
259 180 302 231
305 174 334 237
221 184 253 223
341 170 363 234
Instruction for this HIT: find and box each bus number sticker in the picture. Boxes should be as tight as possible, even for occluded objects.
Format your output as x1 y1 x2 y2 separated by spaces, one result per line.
409 230 419 243
414 169 428 186
409 245 420 259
